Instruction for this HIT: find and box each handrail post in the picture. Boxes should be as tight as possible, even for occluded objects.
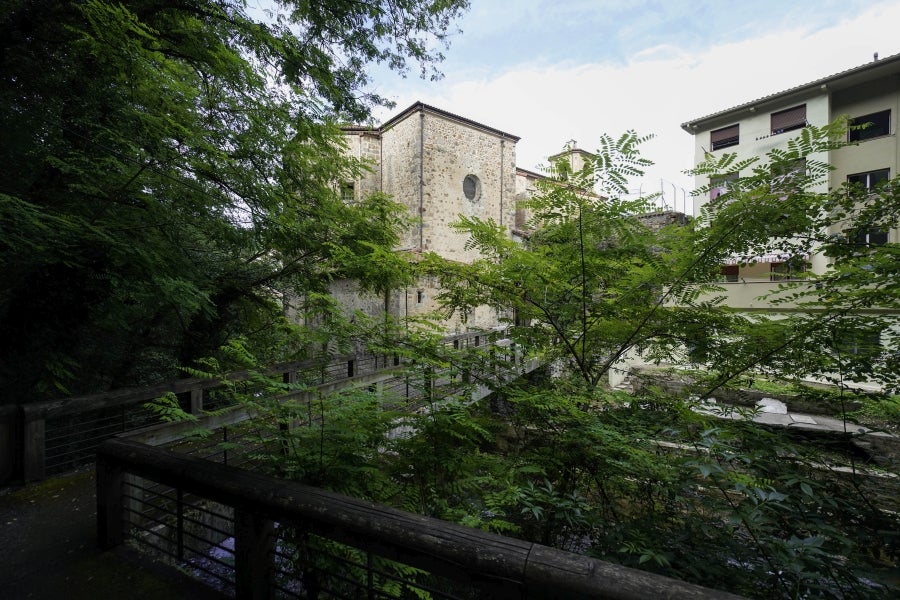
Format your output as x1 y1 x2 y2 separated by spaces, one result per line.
21 405 46 482
234 509 275 600
190 387 204 414
0 406 15 484
96 454 125 549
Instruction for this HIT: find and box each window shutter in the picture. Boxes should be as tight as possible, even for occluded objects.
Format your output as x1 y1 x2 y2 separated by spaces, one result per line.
771 105 806 134
710 124 739 150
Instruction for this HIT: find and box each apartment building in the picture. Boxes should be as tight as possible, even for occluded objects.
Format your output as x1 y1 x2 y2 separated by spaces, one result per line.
681 53 900 307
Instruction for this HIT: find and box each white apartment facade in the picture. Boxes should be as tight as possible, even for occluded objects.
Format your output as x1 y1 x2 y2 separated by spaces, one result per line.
681 53 900 309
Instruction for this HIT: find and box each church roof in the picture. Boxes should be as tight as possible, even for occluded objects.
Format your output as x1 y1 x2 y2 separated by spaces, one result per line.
346 101 521 141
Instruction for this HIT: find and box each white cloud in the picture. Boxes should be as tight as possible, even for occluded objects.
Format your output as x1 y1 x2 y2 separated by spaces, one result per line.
371 0 900 213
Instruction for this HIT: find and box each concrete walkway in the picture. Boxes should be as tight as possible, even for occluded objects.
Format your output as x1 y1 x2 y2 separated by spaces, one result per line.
0 468 225 600
697 395 892 435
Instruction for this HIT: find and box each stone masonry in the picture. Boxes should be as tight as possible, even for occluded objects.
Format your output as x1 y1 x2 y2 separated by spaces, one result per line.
337 102 539 332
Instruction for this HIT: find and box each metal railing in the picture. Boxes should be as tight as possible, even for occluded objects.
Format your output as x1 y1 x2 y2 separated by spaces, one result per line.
2 330 518 485
3 352 384 484
97 437 744 600
92 335 743 599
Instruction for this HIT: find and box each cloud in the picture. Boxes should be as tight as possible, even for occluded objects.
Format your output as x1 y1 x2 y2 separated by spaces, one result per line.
371 1 900 212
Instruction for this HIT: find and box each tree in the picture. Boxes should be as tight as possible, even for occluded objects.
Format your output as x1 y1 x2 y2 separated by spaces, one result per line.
411 123 899 597
689 120 900 395
162 119 899 596
428 122 899 396
0 0 469 402
425 131 730 391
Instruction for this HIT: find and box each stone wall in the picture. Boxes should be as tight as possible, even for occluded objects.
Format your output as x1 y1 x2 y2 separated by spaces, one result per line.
357 132 383 199
330 106 525 333
414 111 517 262
380 113 423 252
514 168 543 231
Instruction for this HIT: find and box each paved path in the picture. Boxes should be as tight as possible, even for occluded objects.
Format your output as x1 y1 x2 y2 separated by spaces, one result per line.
0 468 225 600
697 396 893 437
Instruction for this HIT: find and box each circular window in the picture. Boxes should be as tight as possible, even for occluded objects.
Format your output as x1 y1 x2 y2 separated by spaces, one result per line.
463 174 481 201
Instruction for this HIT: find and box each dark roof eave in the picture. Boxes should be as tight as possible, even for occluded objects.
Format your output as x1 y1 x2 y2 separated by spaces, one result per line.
681 52 900 133
380 101 521 141
516 166 547 180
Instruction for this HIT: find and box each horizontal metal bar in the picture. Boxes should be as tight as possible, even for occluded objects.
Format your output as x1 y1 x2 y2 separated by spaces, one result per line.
270 581 303 599
124 508 177 531
181 518 233 541
182 536 235 559
181 556 235 586
182 544 234 572
129 522 176 543
46 422 130 446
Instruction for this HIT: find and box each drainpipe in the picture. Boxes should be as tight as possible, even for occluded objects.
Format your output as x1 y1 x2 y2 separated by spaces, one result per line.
357 133 362 200
419 108 425 252
500 139 505 227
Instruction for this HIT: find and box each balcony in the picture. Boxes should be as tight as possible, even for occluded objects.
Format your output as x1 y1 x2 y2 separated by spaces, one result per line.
703 278 816 310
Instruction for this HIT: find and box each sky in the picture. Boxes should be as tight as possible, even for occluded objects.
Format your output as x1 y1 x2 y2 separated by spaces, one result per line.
252 0 900 213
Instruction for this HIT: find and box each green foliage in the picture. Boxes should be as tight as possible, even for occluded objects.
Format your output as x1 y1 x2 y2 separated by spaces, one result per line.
278 530 436 600
143 392 198 424
845 394 900 432
674 422 898 598
412 121 899 597
430 132 705 389
138 112 897 598
686 121 900 396
0 0 467 403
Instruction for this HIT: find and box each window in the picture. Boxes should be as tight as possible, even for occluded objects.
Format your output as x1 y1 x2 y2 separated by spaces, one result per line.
416 290 424 304
771 158 806 197
770 104 806 135
710 172 738 202
770 258 807 281
515 207 528 229
849 110 890 141
463 174 481 201
721 265 739 282
846 170 890 248
340 182 355 203
710 124 739 150
853 228 888 247
833 328 882 356
847 168 889 191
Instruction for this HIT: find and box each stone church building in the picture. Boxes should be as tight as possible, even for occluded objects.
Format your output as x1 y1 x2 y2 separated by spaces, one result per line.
335 101 580 333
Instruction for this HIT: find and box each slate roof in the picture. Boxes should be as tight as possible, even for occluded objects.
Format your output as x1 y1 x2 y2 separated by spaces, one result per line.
345 101 521 141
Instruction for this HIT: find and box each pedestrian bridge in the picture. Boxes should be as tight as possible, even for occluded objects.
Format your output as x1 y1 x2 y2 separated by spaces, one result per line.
1 330 743 599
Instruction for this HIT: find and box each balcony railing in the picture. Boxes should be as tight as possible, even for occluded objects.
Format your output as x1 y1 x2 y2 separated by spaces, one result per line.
97 437 745 600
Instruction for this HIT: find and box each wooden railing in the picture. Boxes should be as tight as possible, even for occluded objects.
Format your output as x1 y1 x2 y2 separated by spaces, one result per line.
1 330 520 486
1 353 376 484
97 437 745 600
